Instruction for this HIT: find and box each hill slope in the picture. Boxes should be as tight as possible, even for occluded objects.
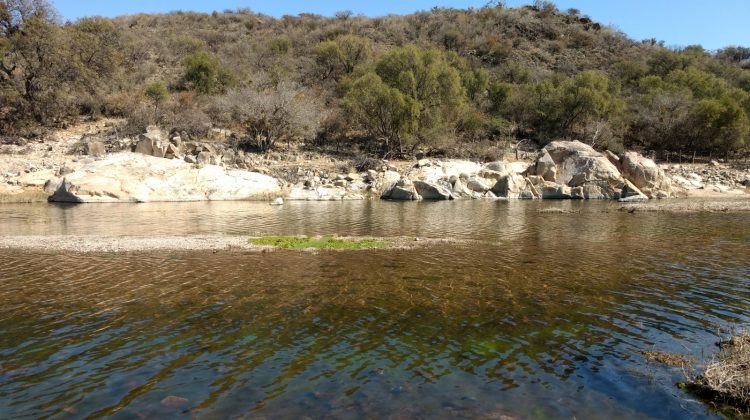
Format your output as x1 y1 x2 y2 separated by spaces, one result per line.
2 0 749 158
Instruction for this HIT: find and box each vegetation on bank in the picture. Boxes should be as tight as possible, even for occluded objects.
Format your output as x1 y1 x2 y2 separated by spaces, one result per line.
248 236 389 250
2 0 750 158
683 334 750 417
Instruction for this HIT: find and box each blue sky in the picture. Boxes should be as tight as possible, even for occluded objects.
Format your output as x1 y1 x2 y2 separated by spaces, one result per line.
52 0 750 50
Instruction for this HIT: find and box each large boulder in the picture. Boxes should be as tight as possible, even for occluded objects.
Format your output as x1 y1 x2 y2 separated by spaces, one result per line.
414 180 452 200
543 141 621 187
381 178 421 200
532 149 557 182
48 153 282 203
491 174 538 199
619 151 674 198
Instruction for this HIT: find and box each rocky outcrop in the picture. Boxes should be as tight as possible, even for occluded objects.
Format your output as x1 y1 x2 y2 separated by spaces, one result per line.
48 153 282 203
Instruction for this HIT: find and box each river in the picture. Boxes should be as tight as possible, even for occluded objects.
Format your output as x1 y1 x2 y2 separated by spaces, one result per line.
1 200 749 418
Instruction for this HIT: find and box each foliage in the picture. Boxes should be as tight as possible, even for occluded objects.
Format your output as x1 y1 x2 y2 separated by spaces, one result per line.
314 35 372 80
342 72 420 152
144 81 169 105
181 51 234 94
1 1 749 155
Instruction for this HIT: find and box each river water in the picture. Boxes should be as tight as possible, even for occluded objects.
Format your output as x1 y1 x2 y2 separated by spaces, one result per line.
1 200 749 419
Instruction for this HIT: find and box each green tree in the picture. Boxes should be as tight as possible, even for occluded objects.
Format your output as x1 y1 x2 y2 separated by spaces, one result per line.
374 45 467 144
343 72 420 153
314 35 372 80
181 51 233 94
145 81 169 109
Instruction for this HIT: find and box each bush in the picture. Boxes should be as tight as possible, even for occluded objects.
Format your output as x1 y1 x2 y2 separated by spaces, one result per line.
181 51 234 94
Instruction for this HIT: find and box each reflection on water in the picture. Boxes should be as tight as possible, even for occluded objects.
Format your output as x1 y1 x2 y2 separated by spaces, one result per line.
0 201 749 418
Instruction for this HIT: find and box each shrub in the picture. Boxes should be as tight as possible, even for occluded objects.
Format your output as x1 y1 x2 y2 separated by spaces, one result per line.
181 51 234 94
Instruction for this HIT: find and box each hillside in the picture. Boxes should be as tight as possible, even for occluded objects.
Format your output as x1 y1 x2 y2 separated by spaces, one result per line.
2 0 750 159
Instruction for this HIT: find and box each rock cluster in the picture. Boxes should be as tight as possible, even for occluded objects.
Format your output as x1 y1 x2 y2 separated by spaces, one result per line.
666 163 750 193
380 141 677 201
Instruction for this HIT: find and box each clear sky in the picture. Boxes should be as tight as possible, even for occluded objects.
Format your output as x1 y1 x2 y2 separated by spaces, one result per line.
51 0 750 51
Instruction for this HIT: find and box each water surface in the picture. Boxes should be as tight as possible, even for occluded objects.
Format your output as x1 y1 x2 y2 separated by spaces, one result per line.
1 200 749 418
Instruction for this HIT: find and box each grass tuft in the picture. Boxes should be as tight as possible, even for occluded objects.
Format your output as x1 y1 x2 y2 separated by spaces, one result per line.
248 236 388 250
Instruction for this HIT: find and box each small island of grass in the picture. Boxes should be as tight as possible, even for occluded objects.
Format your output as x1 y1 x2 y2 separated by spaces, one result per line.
248 236 389 250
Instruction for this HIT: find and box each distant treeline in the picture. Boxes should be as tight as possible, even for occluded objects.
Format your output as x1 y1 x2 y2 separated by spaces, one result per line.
2 0 750 157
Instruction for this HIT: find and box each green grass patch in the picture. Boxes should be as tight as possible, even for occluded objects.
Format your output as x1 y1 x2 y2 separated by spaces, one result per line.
248 236 389 250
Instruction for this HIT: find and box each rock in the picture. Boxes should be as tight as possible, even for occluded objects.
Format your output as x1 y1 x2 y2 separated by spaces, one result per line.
196 151 213 165
618 152 661 190
532 149 556 182
170 135 182 147
491 174 537 199
482 161 511 173
271 197 284 205
413 180 452 200
570 186 585 199
164 143 180 159
619 179 649 201
208 128 231 141
134 135 168 158
184 155 197 164
221 148 236 164
48 153 282 203
333 179 347 187
466 177 491 193
540 181 572 199
287 186 365 201
604 150 620 168
582 181 618 199
451 179 478 199
709 160 720 167
382 179 421 200
543 141 621 187
416 158 431 168
84 141 106 157
43 177 62 194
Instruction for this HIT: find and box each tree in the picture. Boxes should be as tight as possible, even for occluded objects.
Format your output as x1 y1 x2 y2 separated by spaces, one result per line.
314 35 372 80
217 84 322 152
145 81 169 114
343 72 420 153
0 0 70 126
510 71 624 143
181 51 233 94
374 45 467 144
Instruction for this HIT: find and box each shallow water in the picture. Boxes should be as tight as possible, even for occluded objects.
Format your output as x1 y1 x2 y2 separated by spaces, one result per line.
1 200 749 418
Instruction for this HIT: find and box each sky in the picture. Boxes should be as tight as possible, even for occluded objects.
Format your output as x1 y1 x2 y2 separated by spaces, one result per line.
51 0 750 51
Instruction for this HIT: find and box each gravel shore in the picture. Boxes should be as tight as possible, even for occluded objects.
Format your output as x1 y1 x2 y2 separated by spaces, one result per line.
0 235 474 253
619 198 750 213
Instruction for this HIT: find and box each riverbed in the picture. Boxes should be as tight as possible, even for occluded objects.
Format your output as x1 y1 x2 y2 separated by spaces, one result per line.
1 200 749 418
